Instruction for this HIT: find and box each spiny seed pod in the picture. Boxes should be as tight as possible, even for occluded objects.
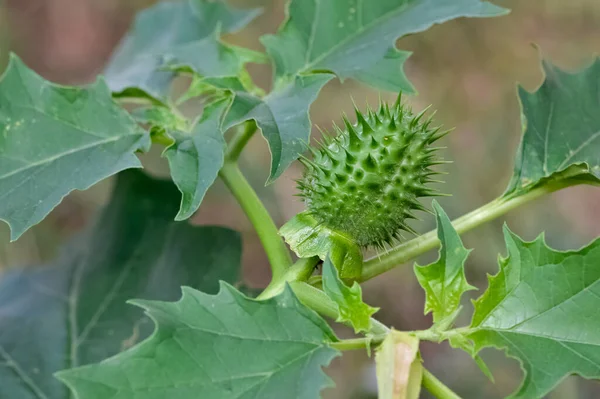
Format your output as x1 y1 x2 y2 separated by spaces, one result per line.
298 94 449 248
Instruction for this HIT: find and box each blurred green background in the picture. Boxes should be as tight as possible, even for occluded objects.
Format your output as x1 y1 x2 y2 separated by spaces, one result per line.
1 0 600 397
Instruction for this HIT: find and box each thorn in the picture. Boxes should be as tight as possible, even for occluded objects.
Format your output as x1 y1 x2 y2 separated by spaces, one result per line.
333 122 345 137
393 92 403 112
344 149 357 164
363 153 378 171
298 156 316 169
427 178 446 184
334 172 348 184
410 105 431 129
429 160 453 166
399 222 418 235
316 182 332 192
355 107 373 134
307 146 320 158
413 202 434 215
321 133 334 146
423 110 438 129
370 136 379 149
316 125 333 145
389 117 397 131
343 115 362 150
428 127 453 143
366 102 379 124
416 188 450 197
321 147 339 166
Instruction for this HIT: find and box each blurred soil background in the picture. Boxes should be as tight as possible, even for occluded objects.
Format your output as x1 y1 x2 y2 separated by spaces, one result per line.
1 0 600 397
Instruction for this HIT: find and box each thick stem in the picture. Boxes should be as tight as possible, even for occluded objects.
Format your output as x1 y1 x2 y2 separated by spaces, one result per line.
226 121 257 162
257 256 319 300
219 163 292 280
422 369 462 399
330 336 386 351
289 281 339 319
360 179 582 282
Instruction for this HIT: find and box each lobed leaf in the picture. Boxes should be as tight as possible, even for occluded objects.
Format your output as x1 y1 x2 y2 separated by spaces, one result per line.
224 75 333 182
104 0 260 102
322 258 378 333
164 99 230 220
414 200 475 328
0 54 150 241
506 57 600 194
57 284 340 399
261 0 508 91
0 170 242 399
465 226 600 398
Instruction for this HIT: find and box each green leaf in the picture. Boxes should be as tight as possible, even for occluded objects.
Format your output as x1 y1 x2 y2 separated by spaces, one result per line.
224 74 333 182
351 48 414 93
105 0 260 102
0 54 150 241
164 99 229 220
261 0 507 91
375 330 423 399
465 226 600 398
132 104 187 146
506 58 600 194
322 258 378 333
177 75 247 105
132 106 188 133
414 200 475 327
280 211 363 279
57 284 340 399
0 170 242 399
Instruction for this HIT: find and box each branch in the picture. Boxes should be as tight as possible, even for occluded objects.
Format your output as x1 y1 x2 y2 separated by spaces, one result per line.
360 178 586 282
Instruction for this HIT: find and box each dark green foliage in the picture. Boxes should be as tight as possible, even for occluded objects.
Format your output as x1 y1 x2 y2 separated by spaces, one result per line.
298 94 447 247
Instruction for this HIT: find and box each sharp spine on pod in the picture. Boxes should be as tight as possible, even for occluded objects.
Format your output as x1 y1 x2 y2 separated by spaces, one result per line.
297 92 450 248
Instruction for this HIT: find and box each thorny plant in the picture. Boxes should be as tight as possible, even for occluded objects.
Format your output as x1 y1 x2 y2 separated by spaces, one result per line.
1 1 600 399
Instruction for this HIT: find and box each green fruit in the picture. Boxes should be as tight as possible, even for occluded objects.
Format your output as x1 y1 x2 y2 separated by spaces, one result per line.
298 94 448 248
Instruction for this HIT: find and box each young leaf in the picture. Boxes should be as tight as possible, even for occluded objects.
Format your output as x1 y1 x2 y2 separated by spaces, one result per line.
104 0 260 102
164 99 230 220
280 211 363 279
224 74 333 182
414 201 475 328
132 105 188 134
466 226 600 398
57 284 340 399
0 170 242 399
261 0 507 91
0 54 150 241
375 330 423 399
322 258 379 333
506 58 600 194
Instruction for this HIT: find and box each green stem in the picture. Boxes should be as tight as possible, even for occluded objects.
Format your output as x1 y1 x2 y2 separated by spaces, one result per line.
289 281 339 319
257 256 319 300
291 282 460 398
360 179 582 282
226 121 257 162
330 336 386 351
219 162 292 280
422 369 462 399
